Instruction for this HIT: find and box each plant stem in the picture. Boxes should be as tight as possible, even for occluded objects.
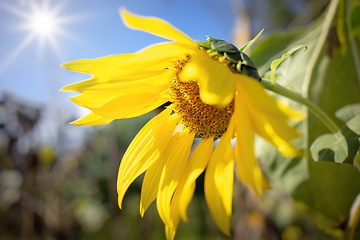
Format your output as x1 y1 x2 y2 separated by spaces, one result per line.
344 194 360 240
261 79 340 133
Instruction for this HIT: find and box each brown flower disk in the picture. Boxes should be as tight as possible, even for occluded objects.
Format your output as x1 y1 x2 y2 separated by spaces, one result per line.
170 58 234 139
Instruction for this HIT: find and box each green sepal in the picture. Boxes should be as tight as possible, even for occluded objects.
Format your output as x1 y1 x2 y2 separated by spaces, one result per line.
198 36 262 80
197 41 211 50
241 65 262 81
210 40 239 53
223 52 241 63
240 52 257 69
206 36 225 42
238 52 261 80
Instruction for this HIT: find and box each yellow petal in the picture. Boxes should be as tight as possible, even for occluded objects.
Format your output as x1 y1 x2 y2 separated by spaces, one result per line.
140 147 167 216
68 74 170 109
61 42 189 86
236 77 300 157
233 93 266 195
117 107 177 208
85 42 192 79
165 225 176 240
85 92 171 119
120 8 195 47
172 138 213 223
70 87 169 110
61 77 97 92
73 82 168 103
61 69 170 93
277 100 304 122
61 54 133 76
236 75 295 121
180 50 236 107
204 122 234 236
157 131 195 228
139 122 181 215
128 42 194 67
247 107 300 157
70 112 113 126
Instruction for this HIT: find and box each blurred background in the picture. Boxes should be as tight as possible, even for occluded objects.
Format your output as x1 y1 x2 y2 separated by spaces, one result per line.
0 0 334 239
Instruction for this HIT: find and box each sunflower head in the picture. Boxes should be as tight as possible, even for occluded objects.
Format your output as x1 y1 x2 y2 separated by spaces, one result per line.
168 36 263 139
61 9 301 240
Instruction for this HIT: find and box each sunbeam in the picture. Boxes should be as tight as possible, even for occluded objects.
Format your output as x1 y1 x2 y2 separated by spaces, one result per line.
0 0 76 74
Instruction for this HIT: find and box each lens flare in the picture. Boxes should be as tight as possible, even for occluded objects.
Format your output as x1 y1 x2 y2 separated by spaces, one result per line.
30 11 57 36
0 0 77 73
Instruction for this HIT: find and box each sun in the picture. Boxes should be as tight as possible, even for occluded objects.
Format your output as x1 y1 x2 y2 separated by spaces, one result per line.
29 11 57 36
0 0 76 73
19 0 70 53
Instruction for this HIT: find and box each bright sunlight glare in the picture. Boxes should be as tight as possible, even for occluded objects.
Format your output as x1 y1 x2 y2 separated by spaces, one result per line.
0 0 79 74
21 0 65 51
30 11 57 36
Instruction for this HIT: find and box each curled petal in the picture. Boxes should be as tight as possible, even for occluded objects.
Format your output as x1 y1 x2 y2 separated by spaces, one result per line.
180 51 236 108
236 76 300 157
276 100 304 121
120 8 195 47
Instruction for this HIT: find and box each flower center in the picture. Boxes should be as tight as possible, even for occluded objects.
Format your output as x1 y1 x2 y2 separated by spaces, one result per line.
170 57 234 139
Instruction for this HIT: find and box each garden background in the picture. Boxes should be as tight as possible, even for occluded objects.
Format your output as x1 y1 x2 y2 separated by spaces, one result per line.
1 0 359 239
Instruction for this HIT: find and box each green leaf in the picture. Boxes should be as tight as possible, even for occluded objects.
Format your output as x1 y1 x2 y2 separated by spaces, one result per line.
250 24 318 77
350 3 360 36
270 45 307 83
310 115 360 164
239 29 264 52
251 0 360 237
293 161 360 238
335 103 360 122
253 17 324 195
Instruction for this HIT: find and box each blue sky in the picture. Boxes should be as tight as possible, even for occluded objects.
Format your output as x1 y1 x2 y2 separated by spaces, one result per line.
0 0 314 150
0 0 237 111
0 0 242 149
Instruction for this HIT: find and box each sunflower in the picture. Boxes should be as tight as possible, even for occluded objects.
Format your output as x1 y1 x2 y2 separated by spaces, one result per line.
61 9 300 239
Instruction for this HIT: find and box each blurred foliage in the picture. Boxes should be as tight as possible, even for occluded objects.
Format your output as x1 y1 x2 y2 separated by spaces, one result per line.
0 92 332 240
1 0 359 239
250 0 360 238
